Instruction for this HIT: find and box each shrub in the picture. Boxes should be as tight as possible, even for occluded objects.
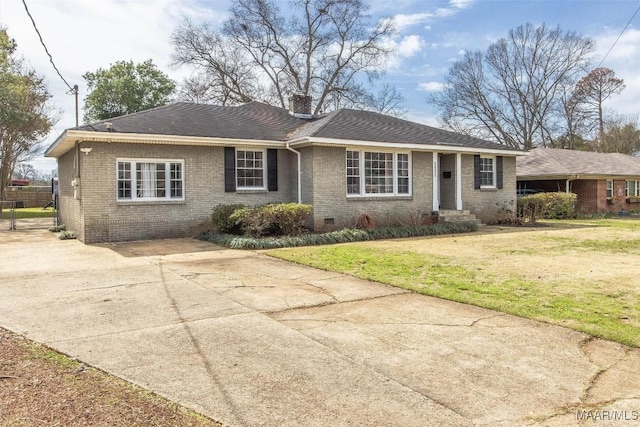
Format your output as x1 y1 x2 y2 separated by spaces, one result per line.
221 203 313 237
231 206 268 237
539 192 577 219
57 230 76 240
259 203 312 236
517 192 577 223
48 224 66 232
211 204 245 234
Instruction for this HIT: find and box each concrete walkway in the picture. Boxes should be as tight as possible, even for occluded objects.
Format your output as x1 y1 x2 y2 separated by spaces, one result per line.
1 224 639 426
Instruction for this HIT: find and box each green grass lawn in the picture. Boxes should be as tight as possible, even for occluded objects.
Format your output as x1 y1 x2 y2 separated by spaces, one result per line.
1 207 56 219
267 218 640 347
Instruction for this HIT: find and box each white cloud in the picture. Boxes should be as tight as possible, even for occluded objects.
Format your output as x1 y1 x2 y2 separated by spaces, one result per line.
450 0 475 9
593 29 640 117
389 13 434 31
396 35 425 58
388 0 475 31
418 81 445 92
0 0 227 171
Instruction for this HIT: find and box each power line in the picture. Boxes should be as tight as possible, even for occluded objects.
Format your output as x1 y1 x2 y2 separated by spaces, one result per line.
21 0 79 126
597 4 640 68
21 0 75 93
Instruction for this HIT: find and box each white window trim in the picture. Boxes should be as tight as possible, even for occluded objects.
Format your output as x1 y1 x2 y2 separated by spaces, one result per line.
116 158 185 202
236 149 267 190
606 179 613 198
626 180 640 197
345 149 412 197
479 155 496 189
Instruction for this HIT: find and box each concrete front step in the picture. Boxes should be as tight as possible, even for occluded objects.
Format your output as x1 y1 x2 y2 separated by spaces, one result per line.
438 209 470 216
438 210 481 225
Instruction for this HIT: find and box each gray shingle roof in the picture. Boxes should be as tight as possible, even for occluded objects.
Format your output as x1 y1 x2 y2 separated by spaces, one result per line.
517 148 640 178
76 102 309 141
289 108 519 151
70 101 520 152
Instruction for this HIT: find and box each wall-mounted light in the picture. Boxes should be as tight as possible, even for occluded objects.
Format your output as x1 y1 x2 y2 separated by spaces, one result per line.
80 147 93 155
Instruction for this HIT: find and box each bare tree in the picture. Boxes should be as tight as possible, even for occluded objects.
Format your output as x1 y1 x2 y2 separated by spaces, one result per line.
171 0 399 115
572 67 625 140
14 163 35 181
597 115 640 154
553 87 592 149
431 23 594 150
366 84 408 118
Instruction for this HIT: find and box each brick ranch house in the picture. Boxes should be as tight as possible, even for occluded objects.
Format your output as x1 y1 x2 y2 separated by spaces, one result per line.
517 148 640 214
45 96 522 243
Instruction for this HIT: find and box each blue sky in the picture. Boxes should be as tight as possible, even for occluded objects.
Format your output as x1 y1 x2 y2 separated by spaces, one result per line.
1 0 639 173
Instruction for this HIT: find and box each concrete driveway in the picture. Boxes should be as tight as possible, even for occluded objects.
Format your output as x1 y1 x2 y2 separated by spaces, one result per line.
1 224 639 426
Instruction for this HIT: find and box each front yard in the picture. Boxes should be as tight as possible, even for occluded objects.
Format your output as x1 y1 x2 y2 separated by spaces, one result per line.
268 219 640 347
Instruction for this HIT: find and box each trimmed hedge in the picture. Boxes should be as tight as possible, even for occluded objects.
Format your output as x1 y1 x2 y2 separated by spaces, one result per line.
517 192 577 224
199 221 479 250
212 203 312 237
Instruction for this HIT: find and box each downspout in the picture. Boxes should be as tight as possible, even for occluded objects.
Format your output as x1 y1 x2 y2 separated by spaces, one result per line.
286 142 302 203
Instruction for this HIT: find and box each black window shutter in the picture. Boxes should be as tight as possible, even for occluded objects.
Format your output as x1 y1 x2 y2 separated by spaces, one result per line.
267 149 278 191
224 147 236 192
496 156 503 189
473 155 481 189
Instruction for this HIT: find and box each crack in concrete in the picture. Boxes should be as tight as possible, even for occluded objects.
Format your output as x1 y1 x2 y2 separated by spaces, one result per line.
525 337 639 424
576 336 633 405
263 293 400 315
273 313 507 329
469 313 506 327
62 281 158 293
45 312 251 344
298 281 340 303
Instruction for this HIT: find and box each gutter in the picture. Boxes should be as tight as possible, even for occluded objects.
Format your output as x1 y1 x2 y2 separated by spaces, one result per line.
286 136 525 156
285 142 302 203
45 130 287 158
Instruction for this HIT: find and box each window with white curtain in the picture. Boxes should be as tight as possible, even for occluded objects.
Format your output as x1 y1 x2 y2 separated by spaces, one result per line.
117 159 184 201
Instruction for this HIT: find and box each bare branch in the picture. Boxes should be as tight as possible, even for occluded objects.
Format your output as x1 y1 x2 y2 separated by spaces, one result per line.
170 0 398 114
431 23 594 150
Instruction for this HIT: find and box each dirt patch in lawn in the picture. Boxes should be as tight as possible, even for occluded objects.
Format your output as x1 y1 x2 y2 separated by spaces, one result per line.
0 328 221 427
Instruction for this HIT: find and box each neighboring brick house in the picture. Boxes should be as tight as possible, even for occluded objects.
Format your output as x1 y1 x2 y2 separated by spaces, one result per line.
45 96 522 243
516 148 640 214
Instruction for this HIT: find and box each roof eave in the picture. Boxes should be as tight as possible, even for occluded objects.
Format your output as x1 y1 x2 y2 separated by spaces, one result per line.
288 137 524 155
517 174 640 180
44 130 287 158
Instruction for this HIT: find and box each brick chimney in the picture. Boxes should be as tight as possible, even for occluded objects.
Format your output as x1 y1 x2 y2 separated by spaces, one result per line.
288 93 313 118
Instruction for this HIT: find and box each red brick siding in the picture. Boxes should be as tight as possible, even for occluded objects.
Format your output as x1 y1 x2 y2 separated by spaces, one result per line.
572 180 598 213
519 178 631 214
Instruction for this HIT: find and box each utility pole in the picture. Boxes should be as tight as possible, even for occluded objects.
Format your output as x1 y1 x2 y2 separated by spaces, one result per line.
67 84 79 126
73 84 79 127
